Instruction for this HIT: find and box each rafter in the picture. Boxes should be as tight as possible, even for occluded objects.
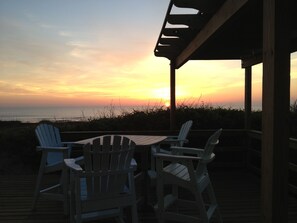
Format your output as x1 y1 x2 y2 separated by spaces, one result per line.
175 0 248 68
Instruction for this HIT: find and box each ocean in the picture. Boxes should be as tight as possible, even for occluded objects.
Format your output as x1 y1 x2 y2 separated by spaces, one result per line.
0 106 142 123
0 103 260 123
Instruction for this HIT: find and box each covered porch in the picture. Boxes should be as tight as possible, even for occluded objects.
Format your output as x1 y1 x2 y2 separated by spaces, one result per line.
154 0 297 222
1 154 297 222
1 127 297 222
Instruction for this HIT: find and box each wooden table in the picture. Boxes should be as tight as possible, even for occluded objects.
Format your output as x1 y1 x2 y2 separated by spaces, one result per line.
75 134 167 146
75 134 167 205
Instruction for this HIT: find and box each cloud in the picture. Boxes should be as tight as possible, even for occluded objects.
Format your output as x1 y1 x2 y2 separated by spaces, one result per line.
67 41 91 48
0 81 39 95
66 40 105 61
39 23 56 29
59 31 72 37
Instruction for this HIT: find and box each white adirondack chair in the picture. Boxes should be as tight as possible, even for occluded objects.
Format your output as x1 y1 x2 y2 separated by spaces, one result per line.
163 120 193 147
65 135 138 223
149 120 193 179
154 129 223 223
32 123 73 214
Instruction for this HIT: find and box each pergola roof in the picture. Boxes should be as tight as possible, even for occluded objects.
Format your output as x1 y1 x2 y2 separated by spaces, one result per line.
154 0 297 68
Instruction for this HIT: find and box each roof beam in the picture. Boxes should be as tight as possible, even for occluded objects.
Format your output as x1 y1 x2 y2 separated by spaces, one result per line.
174 0 248 68
173 0 223 14
163 28 191 38
242 54 263 68
167 14 206 28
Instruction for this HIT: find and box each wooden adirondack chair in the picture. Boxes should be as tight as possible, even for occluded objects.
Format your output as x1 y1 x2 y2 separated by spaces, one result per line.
32 123 73 214
64 135 138 223
163 120 193 147
154 129 223 223
149 120 193 179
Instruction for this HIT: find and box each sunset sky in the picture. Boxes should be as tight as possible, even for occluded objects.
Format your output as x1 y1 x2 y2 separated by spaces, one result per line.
1 0 297 110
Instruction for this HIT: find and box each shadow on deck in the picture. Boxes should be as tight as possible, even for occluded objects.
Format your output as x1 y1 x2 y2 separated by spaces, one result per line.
1 169 297 222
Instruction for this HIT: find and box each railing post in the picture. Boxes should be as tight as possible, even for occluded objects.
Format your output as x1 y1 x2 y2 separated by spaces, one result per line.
170 60 176 131
262 0 290 222
244 66 252 169
244 66 252 130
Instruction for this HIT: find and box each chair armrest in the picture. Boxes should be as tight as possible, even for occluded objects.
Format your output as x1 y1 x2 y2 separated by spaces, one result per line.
64 157 136 172
61 141 75 146
171 146 204 156
73 156 84 165
151 145 172 155
154 152 202 162
131 158 137 168
36 146 70 152
166 136 178 140
64 158 83 171
163 138 189 145
154 152 215 165
62 141 85 147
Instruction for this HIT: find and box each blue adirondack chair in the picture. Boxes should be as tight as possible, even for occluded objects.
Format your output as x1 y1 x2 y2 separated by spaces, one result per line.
32 123 73 214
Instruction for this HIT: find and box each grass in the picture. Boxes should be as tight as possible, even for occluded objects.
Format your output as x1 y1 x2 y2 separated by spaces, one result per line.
1 102 297 175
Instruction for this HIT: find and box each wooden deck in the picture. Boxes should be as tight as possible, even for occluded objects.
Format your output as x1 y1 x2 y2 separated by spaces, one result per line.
1 169 297 223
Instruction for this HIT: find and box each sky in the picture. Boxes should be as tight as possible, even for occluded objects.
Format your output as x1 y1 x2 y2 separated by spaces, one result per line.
1 0 297 110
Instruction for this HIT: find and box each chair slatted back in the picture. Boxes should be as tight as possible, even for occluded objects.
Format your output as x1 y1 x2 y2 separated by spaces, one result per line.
82 135 135 197
177 120 193 146
35 123 63 164
35 123 62 147
196 128 222 176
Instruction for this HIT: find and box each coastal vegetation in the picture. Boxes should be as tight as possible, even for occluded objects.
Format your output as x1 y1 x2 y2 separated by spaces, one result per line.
1 102 297 175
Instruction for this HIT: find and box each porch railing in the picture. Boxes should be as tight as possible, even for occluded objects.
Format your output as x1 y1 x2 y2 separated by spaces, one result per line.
62 129 297 195
247 130 297 195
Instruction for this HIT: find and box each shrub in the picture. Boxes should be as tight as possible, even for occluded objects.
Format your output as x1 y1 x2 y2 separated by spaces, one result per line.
3 102 297 175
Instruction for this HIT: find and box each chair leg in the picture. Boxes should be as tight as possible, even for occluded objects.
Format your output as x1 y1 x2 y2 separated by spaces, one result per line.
32 160 46 210
150 145 159 172
116 216 125 223
172 184 178 199
206 183 222 223
215 208 223 223
194 190 209 223
32 174 42 210
75 183 82 223
69 181 76 223
131 203 138 223
60 167 69 215
128 172 138 223
156 179 164 223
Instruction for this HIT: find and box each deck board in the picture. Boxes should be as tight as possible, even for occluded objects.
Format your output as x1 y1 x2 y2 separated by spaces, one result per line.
1 169 297 222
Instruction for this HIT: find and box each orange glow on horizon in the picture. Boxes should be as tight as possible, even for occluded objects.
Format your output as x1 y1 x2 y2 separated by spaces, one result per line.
2 1 297 110
164 101 170 108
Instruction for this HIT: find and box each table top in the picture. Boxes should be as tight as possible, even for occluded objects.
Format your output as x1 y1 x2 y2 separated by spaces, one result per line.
75 134 167 146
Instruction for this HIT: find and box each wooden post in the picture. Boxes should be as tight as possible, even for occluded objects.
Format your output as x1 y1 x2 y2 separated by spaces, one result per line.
244 66 252 130
170 60 176 131
261 0 290 222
